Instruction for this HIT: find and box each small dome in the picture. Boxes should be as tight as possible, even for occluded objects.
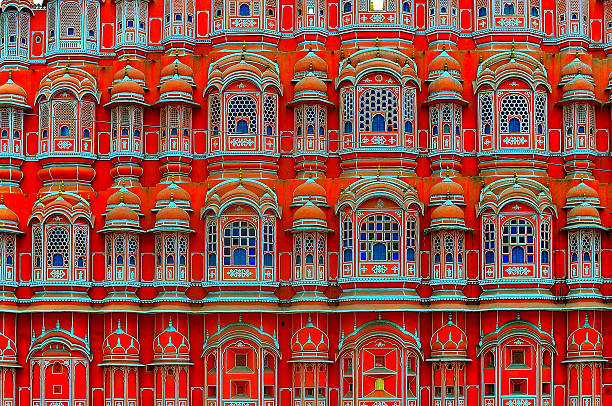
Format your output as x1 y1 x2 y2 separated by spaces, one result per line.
156 180 191 207
0 198 20 234
294 74 327 94
565 202 602 229
111 77 145 97
153 318 190 363
0 73 28 108
563 74 595 94
108 187 141 208
160 58 194 79
561 55 593 78
293 201 326 222
430 316 468 360
429 176 465 206
428 49 460 74
156 201 190 223
431 200 464 222
565 179 600 208
113 63 145 83
428 70 463 95
294 50 328 77
224 61 261 78
291 319 329 361
102 321 140 364
106 204 139 223
566 315 603 361
160 77 193 96
293 177 327 206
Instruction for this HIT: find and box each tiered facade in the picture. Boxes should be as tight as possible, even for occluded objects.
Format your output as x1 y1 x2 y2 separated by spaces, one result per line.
0 0 612 405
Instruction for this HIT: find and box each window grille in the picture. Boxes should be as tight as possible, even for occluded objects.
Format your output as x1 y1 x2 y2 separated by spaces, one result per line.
223 220 257 266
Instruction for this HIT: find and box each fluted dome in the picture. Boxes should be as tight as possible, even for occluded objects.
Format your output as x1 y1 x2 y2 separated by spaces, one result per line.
111 78 145 97
289 72 331 106
293 177 327 206
427 199 469 231
108 186 141 209
155 179 191 210
565 179 600 208
430 316 468 360
160 76 193 96
294 50 328 78
0 199 21 234
429 176 465 206
291 319 329 361
154 200 191 232
0 73 29 109
560 54 593 83
153 319 190 364
429 70 463 94
428 48 460 78
566 316 603 361
113 63 145 83
564 202 603 230
291 201 329 232
160 57 194 81
102 321 140 365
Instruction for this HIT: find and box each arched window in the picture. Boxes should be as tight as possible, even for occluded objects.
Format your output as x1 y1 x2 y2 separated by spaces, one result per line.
478 7 487 17
228 95 257 135
503 3 515 14
207 220 217 267
47 226 69 268
502 218 534 264
342 216 353 262
344 121 353 133
263 220 274 267
358 88 399 133
343 0 351 12
402 1 410 12
509 117 521 132
223 220 257 266
406 215 417 262
499 94 529 134
60 125 70 137
372 114 385 132
530 7 538 16
239 3 250 15
360 214 400 261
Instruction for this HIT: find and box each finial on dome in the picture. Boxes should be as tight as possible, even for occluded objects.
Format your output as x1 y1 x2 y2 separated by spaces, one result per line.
375 36 379 48
120 191 124 204
510 39 515 56
445 166 450 178
117 319 122 330
308 44 313 51
340 46 344 60
239 168 243 186
309 61 313 72
578 66 582 75
170 191 174 202
584 314 590 326
583 192 586 201
238 314 242 323
446 189 450 201
441 44 446 51
308 167 313 178
121 177 126 187
65 57 71 74
0 195 3 205
513 170 518 184
168 316 173 328
274 55 277 63
376 164 381 180
171 174 175 183
123 66 129 78
8 71 11 80
444 61 448 72
580 174 584 183
479 55 483 64
516 312 520 320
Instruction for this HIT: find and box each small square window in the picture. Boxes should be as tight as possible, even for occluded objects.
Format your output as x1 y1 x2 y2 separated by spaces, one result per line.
235 353 247 367
485 383 495 396
127 19 134 28
511 349 525 365
374 355 385 367
187 15 193 23
139 22 145 29
511 379 526 394
50 30 55 38
88 30 95 37
9 36 15 43
52 362 62 374
53 385 62 395
67 27 75 36
175 13 182 21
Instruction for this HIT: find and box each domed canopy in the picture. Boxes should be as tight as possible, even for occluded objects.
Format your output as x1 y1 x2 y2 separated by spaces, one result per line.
427 199 470 231
0 0 34 10
152 318 191 365
0 197 22 234
425 69 467 106
288 72 332 106
563 202 605 230
113 61 146 84
291 318 330 362
0 72 29 109
107 181 142 211
559 74 599 106
560 53 593 85
107 67 147 107
155 178 191 211
292 177 328 207
429 175 465 206
429 315 469 361
427 48 461 80
160 56 194 86
153 199 193 233
565 179 600 208
294 49 328 79
102 201 142 234
565 315 604 362
101 321 141 366
157 75 196 106
0 332 17 367
289 201 330 232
